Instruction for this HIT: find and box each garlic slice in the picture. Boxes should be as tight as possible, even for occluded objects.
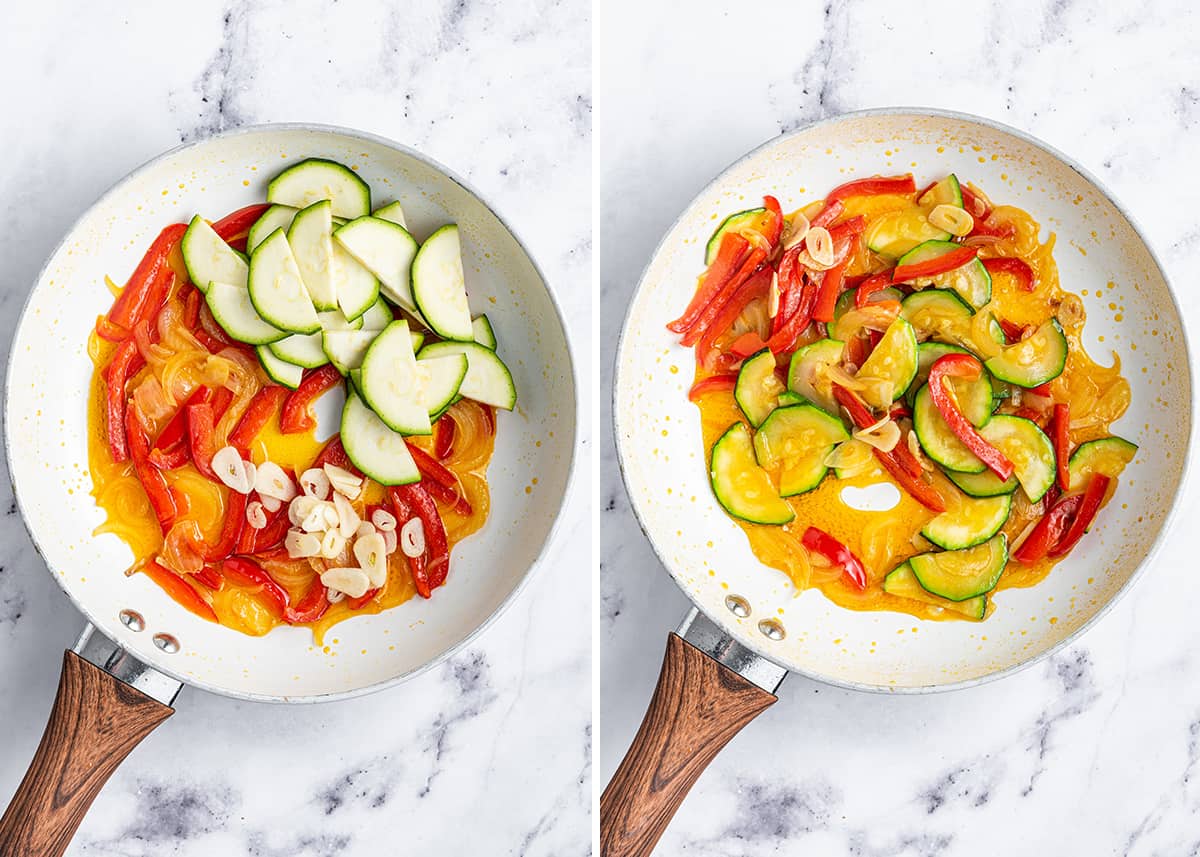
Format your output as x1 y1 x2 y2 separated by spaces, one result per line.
254 461 296 502
853 417 901 453
382 529 398 555
241 461 256 495
370 509 398 532
928 204 974 237
332 491 359 539
805 226 835 268
400 518 426 558
782 212 811 251
320 529 346 560
320 567 370 599
213 446 251 494
260 494 283 513
324 464 363 499
246 501 268 530
299 468 331 500
285 529 322 559
355 521 376 539
288 494 320 527
354 532 388 588
767 271 781 319
300 503 329 533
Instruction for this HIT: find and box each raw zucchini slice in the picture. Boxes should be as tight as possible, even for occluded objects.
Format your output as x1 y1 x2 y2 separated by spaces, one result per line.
267 158 370 220
866 209 951 258
897 240 991 309
909 534 1008 602
856 317 918 408
372 200 408 229
1068 436 1138 491
247 230 321 334
705 207 768 265
348 367 365 399
360 320 432 436
787 338 845 415
247 205 297 253
256 345 303 389
917 175 964 208
322 330 375 375
912 383 987 473
472 315 497 350
710 423 794 525
417 340 517 410
340 390 420 486
331 238 379 321
205 282 286 345
734 350 785 427
334 216 422 320
416 354 469 416
182 215 247 294
883 562 986 619
947 468 1020 498
834 285 903 322
268 331 329 369
921 494 1012 550
287 201 338 312
984 319 1068 388
358 297 394 332
908 342 993 424
752 403 850 496
979 414 1056 502
411 224 474 342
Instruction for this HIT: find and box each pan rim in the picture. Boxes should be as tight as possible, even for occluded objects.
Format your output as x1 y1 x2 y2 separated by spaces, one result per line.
4 121 582 704
612 105 1196 694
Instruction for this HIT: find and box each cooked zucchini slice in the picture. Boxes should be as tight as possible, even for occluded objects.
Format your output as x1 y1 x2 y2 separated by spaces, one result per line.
897 240 992 308
705 207 767 265
710 423 794 525
752 404 849 497
1068 436 1138 491
917 175 964 208
946 468 1019 498
883 561 986 619
979 414 1056 502
909 534 1008 602
908 342 993 425
856 317 918 408
735 350 785 427
900 288 974 343
921 494 1012 551
866 209 951 258
786 338 845 415
833 285 903 321
984 319 1068 388
912 383 988 473
777 391 804 406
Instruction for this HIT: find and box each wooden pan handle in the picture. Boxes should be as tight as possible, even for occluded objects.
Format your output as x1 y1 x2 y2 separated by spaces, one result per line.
0 650 174 857
600 632 777 857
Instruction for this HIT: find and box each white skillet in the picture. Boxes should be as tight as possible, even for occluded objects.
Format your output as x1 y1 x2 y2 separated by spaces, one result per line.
602 109 1193 856
0 124 578 856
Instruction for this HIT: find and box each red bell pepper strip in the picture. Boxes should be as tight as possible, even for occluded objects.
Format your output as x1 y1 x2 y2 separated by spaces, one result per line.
281 365 343 434
240 500 289 554
960 184 991 220
688 374 737 401
812 216 867 323
95 316 129 343
766 277 818 354
105 339 146 463
435 417 456 460
893 246 978 283
832 384 946 512
1013 492 1084 563
997 319 1026 343
229 385 289 454
971 214 1016 240
844 332 871 369
728 332 768 360
202 489 246 562
928 355 1015 480
695 267 771 366
667 232 751 334
1052 403 1071 491
854 271 895 309
801 526 867 590
680 247 768 347
284 578 330 624
210 387 234 421
142 560 217 622
762 195 784 245
772 248 804 336
148 444 190 471
221 556 289 616
311 434 362 477
982 257 1035 291
825 174 916 206
154 387 212 450
406 443 472 516
125 404 178 531
809 199 845 229
194 565 223 590
211 204 270 245
1048 475 1111 558
347 588 380 610
183 286 203 330
389 484 451 597
186 403 217 480
107 223 187 329
1028 381 1053 398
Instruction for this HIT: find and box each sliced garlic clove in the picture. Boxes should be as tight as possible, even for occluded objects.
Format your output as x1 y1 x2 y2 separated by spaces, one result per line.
332 491 360 539
213 446 250 493
299 468 331 500
805 226 835 268
288 494 319 527
285 529 322 559
254 461 296 502
355 520 376 539
326 588 346 604
322 503 341 529
320 567 370 599
400 518 426 558
353 532 388 588
382 529 398 555
928 204 974 237
320 528 346 560
370 508 398 532
323 464 363 499
260 493 283 513
300 504 328 533
246 501 268 530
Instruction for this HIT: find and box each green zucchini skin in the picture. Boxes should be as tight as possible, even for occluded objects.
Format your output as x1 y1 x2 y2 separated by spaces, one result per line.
709 423 794 525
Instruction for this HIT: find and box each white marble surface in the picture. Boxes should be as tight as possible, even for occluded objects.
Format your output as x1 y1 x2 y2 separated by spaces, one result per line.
600 1 1200 853
0 1 590 854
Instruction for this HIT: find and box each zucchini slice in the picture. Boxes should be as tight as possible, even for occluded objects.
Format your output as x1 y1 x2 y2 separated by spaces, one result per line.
267 158 371 220
333 216 422 321
360 320 432 436
269 332 329 369
330 237 380 321
979 414 1056 502
856 317 918 408
912 383 987 473
705 207 767 265
710 423 794 525
286 201 339 312
917 175 964 208
205 282 287 345
247 205 297 253
897 240 992 308
946 467 1019 498
777 391 804 406
1068 436 1138 491
834 285 903 322
247 230 321 334
752 403 850 496
340 389 421 486
866 209 951 258
416 354 469 417
900 288 975 346
357 297 394 333
908 342 993 423
411 224 474 342
256 345 304 389
417 340 517 410
322 330 375 375
734 350 785 427
909 534 1008 602
787 338 845 415
921 494 1012 551
883 562 986 619
472 315 497 350
984 319 1068 388
372 200 408 229
181 215 248 294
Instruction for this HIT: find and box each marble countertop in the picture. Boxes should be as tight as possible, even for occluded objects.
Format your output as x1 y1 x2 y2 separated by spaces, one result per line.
0 1 590 855
600 2 1200 854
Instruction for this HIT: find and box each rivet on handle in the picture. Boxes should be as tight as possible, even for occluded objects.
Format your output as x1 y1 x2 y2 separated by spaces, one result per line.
118 610 145 632
151 634 180 654
757 618 785 641
724 595 750 618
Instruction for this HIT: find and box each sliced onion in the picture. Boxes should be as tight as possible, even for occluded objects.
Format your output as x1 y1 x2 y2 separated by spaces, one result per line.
826 363 868 392
767 271 781 319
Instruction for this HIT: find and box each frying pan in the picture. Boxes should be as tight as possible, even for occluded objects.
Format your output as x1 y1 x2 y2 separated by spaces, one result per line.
602 109 1193 855
0 124 578 855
